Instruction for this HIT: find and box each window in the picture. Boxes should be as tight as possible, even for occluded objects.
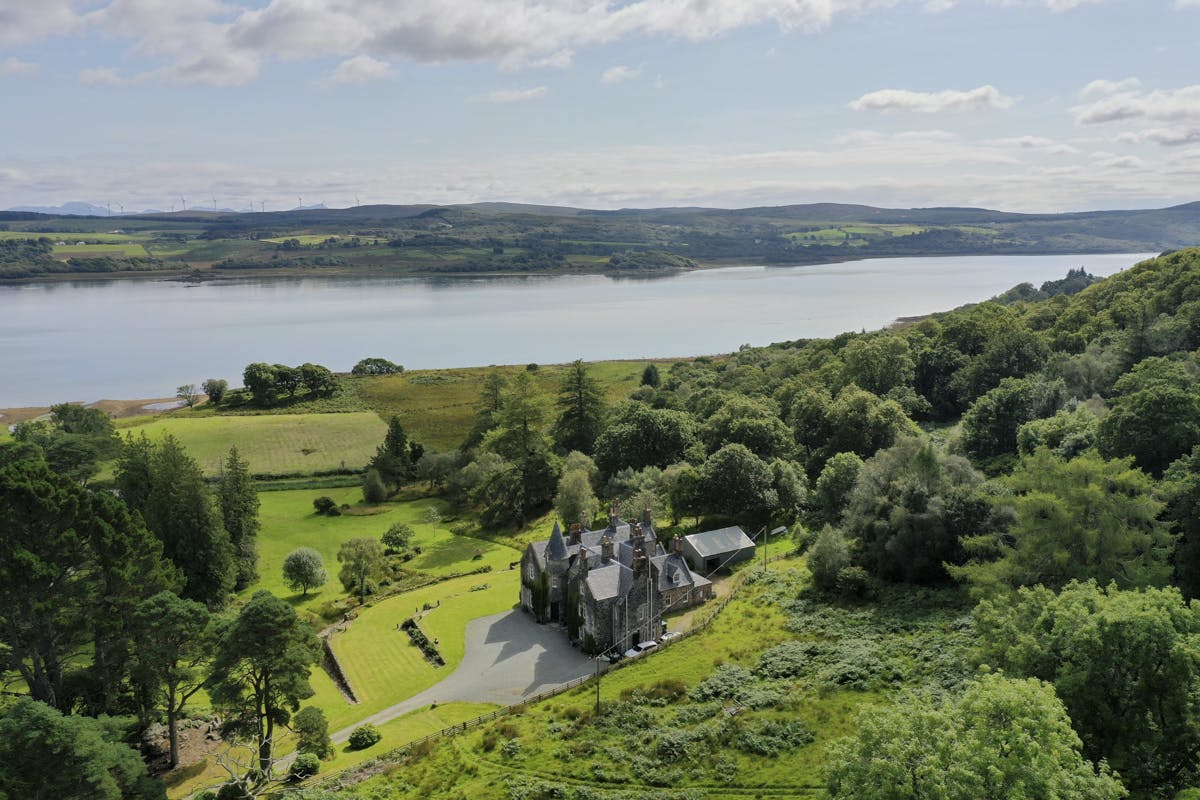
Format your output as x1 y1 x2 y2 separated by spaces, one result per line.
551 577 559 591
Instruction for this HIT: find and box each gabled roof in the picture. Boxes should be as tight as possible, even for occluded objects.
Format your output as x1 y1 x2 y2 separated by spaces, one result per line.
684 526 754 558
652 553 712 592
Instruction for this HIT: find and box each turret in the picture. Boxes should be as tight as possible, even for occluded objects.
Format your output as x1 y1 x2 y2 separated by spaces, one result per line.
546 520 568 563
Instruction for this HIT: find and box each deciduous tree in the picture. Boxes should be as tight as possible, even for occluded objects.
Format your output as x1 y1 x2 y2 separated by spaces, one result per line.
337 538 387 602
974 580 1200 796
282 547 327 596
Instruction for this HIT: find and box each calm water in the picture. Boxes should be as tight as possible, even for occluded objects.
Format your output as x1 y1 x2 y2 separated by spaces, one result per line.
0 253 1152 408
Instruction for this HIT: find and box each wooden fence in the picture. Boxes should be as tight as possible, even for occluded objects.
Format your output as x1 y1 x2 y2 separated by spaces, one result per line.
310 554 789 791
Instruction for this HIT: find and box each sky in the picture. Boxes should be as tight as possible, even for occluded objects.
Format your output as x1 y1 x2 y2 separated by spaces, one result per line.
0 0 1197 213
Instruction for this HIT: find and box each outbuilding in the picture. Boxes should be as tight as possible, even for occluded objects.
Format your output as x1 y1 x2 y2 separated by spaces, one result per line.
682 526 755 574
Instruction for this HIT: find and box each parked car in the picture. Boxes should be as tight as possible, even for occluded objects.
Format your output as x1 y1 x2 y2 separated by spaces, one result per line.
623 640 660 659
661 631 683 642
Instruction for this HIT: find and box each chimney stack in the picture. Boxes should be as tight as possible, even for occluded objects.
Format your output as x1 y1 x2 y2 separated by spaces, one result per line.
642 506 652 526
673 535 683 555
569 522 582 546
601 535 614 563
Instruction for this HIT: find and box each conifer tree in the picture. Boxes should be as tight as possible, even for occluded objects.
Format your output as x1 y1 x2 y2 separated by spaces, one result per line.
218 446 260 590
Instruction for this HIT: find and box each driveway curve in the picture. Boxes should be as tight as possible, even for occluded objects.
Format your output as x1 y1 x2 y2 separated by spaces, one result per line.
329 609 594 744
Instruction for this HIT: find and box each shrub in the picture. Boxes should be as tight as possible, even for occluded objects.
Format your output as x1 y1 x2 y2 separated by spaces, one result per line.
836 565 871 599
216 784 249 800
195 793 218 800
757 641 826 679
312 496 337 515
290 752 321 780
481 732 498 752
501 738 521 758
362 468 388 503
807 525 851 592
293 706 333 759
381 522 415 554
347 724 382 750
690 664 753 702
730 718 813 756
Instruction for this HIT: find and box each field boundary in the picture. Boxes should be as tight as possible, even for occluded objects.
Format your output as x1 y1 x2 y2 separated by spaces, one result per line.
309 553 789 792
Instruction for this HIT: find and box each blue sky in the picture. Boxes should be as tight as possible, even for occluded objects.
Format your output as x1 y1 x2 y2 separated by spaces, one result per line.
1 0 1197 212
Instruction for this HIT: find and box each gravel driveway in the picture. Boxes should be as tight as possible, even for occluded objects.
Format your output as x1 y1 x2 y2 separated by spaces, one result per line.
330 609 593 743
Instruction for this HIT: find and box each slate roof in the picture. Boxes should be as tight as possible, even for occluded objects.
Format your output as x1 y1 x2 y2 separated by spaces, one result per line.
585 562 634 601
684 526 754 558
546 520 568 561
651 552 712 592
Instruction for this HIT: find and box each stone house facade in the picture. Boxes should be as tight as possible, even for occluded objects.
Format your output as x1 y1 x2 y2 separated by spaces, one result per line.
520 511 714 655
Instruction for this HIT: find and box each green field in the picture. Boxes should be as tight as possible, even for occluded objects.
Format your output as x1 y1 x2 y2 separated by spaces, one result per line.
353 360 661 451
325 571 519 728
52 243 150 257
121 412 387 476
250 488 521 617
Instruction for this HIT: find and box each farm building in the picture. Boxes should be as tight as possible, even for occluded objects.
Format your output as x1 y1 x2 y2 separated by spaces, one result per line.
681 526 756 574
519 511 715 655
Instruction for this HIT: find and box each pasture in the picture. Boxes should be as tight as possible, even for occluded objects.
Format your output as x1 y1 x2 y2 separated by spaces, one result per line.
251 488 521 616
120 412 387 476
353 359 659 451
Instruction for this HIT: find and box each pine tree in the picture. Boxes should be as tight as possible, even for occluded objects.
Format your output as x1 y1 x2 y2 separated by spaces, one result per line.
142 435 235 608
218 446 260 590
553 359 606 454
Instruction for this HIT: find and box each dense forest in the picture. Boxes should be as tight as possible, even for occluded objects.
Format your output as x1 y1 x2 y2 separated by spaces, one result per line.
3 248 1200 799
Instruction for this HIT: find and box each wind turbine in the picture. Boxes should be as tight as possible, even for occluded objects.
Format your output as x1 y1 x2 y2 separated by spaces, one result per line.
106 202 111 216
297 195 303 210
212 194 217 212
355 193 360 207
260 200 265 213
118 203 124 216
180 196 187 211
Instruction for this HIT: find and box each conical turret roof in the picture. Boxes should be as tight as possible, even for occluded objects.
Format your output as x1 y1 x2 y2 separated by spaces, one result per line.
546 519 568 561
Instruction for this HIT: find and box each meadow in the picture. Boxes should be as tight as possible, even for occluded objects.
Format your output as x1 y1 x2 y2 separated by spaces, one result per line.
118 412 387 476
352 360 657 451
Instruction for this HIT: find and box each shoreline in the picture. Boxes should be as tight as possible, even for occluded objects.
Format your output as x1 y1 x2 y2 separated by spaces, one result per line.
0 246 1149 287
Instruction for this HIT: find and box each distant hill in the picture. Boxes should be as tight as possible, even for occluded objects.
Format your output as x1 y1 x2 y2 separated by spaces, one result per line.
0 199 1195 281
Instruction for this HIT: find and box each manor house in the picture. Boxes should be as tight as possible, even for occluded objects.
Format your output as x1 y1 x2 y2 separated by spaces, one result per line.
519 510 719 655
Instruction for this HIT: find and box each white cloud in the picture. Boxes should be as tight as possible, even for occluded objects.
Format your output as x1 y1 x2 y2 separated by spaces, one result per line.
0 0 81 47
1115 128 1200 147
324 54 392 85
1079 77 1141 98
989 0 1107 10
78 66 131 86
601 64 641 84
1177 0 1200 7
1073 84 1200 125
0 57 36 79
850 85 1016 113
0 0 949 86
485 85 547 103
988 135 1078 154
1091 151 1146 169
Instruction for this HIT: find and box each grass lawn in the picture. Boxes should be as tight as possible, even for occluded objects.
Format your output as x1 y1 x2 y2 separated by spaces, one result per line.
327 571 519 728
250 488 521 620
119 412 387 476
353 360 662 451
